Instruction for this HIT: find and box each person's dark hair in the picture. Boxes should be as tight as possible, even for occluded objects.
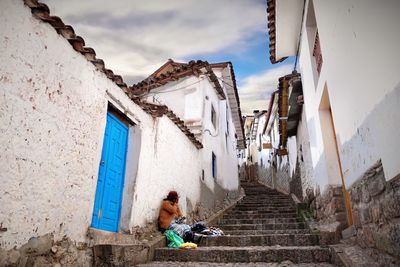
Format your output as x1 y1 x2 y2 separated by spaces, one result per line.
165 191 179 201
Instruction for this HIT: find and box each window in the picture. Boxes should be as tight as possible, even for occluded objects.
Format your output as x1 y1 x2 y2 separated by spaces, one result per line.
225 133 228 151
306 0 322 85
212 152 217 179
313 31 323 75
211 104 216 129
226 104 229 134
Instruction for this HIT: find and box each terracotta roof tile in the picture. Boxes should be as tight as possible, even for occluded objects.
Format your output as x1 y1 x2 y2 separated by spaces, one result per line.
266 0 288 64
23 0 203 149
131 59 226 100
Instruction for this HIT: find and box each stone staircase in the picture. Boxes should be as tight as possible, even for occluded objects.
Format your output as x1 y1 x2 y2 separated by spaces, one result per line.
138 182 336 266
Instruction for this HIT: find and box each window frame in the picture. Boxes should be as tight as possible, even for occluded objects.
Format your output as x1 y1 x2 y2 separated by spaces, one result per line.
212 152 217 179
211 104 217 129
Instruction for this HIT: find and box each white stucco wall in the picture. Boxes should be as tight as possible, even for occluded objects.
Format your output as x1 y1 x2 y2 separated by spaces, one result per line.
129 115 201 226
275 0 304 59
255 115 270 167
0 0 205 249
142 67 240 194
298 0 400 191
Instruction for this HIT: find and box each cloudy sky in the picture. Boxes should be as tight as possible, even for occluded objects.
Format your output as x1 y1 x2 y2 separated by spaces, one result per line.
43 0 294 114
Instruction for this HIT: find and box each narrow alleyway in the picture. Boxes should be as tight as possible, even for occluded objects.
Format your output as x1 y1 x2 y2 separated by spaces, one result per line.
139 182 336 266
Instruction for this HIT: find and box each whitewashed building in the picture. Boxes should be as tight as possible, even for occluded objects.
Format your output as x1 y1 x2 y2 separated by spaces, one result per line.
267 0 400 256
0 1 244 263
131 60 246 192
248 75 305 197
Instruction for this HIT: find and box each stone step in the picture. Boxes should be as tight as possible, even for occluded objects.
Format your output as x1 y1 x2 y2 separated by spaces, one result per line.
241 194 291 199
138 261 336 267
238 202 293 206
222 213 298 220
222 218 301 225
224 212 297 219
244 195 288 198
238 198 293 202
154 246 331 263
223 229 312 235
238 200 293 204
200 234 320 246
233 206 295 211
244 192 284 196
222 222 306 231
236 198 293 203
228 209 297 215
234 205 294 210
219 218 300 224
243 192 284 196
240 198 293 202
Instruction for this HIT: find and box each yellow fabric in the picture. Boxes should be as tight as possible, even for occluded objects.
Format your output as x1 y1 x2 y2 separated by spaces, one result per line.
179 242 197 249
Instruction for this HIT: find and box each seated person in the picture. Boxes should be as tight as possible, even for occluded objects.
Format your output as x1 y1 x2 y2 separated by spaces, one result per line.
158 191 182 232
158 191 202 243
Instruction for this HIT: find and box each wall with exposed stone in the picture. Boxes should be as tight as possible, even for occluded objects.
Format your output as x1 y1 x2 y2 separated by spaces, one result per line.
349 160 400 258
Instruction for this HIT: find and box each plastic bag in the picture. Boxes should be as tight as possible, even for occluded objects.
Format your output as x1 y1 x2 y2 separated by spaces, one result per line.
164 230 184 248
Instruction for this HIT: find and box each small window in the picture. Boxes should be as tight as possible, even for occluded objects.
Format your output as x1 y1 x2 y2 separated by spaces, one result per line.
211 104 216 129
313 31 323 75
212 152 217 179
226 104 229 134
225 133 228 151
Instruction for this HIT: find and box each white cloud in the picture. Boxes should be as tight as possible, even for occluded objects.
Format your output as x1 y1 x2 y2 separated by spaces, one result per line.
42 0 266 84
238 64 294 115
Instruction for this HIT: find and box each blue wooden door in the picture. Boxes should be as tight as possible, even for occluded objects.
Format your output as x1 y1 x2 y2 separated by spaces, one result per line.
92 112 129 232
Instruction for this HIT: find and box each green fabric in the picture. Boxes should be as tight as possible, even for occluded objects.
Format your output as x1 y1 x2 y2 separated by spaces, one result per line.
164 230 184 248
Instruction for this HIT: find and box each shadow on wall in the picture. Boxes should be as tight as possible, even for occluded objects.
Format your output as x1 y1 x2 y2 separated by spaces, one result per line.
336 83 400 187
188 179 240 223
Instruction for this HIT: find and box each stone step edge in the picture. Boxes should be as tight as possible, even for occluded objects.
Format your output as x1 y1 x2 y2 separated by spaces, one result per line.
138 261 336 267
202 233 318 238
155 245 330 251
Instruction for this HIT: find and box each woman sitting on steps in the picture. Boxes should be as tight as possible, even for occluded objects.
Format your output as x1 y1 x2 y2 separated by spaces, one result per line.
158 191 203 243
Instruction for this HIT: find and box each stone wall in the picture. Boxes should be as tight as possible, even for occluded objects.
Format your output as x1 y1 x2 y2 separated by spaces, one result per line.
307 185 348 245
257 164 274 189
275 161 291 194
0 234 92 267
349 160 400 258
289 161 304 201
295 113 316 203
314 185 347 226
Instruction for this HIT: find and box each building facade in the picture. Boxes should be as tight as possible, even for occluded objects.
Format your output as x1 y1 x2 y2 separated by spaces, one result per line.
132 60 246 193
0 1 244 263
267 0 400 257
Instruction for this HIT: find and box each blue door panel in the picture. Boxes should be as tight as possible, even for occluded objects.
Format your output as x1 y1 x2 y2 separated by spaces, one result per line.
92 112 128 232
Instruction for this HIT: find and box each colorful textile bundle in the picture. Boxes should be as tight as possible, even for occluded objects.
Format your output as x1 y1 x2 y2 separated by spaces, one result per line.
164 230 184 248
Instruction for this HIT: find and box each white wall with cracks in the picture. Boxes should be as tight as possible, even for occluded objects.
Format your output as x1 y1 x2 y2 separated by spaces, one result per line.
0 0 202 250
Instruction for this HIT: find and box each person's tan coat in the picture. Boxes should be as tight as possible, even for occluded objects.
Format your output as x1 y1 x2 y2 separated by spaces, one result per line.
158 200 182 230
